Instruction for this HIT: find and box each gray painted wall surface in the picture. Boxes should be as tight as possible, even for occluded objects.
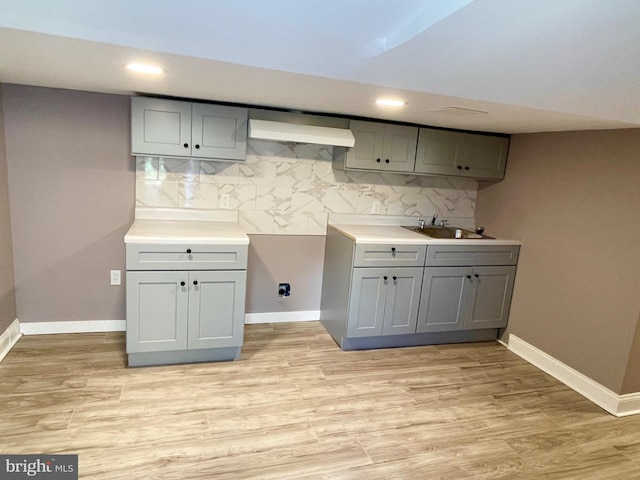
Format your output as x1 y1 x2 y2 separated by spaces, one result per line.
0 84 17 333
2 85 331 322
476 129 640 394
4 85 134 323
246 235 325 314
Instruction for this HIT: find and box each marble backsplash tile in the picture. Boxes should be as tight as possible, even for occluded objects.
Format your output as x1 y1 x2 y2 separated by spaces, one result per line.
135 140 478 235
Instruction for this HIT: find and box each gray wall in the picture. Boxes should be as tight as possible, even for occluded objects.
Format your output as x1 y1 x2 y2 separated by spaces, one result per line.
3 85 134 323
2 84 330 322
476 129 640 394
0 84 17 333
246 235 325 314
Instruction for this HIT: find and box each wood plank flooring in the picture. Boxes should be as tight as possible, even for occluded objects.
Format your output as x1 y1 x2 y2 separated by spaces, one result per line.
2 322 640 479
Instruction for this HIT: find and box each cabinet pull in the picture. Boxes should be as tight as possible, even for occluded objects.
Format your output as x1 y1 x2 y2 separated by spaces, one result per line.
466 275 472 279
465 166 470 170
391 247 396 253
376 158 381 163
385 159 390 164
474 274 479 278
392 276 397 281
193 280 198 286
457 165 463 170
183 143 189 148
180 281 186 286
195 144 200 149
383 276 388 281
186 248 192 254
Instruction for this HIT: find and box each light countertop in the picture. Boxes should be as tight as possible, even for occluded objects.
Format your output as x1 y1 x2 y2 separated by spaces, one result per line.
125 219 249 245
329 224 521 246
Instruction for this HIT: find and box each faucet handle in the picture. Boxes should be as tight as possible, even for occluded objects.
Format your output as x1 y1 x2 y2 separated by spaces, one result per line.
439 219 449 227
418 219 425 229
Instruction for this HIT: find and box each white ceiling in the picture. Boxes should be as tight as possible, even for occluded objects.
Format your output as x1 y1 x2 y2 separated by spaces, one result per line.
0 0 638 134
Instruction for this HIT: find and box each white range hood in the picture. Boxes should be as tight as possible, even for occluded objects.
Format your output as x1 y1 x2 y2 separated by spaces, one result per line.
248 119 355 147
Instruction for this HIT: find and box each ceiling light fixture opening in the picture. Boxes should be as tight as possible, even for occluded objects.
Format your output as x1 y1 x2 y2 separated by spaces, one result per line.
376 98 407 107
126 63 164 75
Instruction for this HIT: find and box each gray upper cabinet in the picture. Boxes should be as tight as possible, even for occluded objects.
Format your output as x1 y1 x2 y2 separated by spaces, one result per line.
131 97 247 161
346 120 418 172
415 128 509 180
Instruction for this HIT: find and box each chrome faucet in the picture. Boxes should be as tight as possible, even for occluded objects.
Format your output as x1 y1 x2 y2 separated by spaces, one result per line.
430 214 438 226
439 219 449 227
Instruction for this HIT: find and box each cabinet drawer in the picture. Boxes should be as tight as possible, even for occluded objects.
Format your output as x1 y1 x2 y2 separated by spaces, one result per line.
127 243 248 270
354 244 426 267
425 245 519 266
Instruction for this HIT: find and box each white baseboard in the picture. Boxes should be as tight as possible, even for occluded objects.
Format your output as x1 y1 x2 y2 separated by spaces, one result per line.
16 312 320 334
20 320 126 335
506 334 639 417
244 310 320 324
0 319 22 363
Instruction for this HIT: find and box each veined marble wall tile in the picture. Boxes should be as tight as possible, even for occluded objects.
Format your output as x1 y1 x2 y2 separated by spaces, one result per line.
219 184 257 210
239 210 274 234
255 186 293 212
178 182 219 209
135 140 479 235
136 178 179 208
238 153 277 186
200 160 240 184
159 158 201 183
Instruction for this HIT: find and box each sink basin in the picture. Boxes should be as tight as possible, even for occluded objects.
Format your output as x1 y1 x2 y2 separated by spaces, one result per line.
403 226 494 239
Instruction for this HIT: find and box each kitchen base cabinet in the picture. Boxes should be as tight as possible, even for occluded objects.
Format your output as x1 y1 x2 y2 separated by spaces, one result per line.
125 241 248 367
417 266 516 333
347 267 423 338
320 225 520 351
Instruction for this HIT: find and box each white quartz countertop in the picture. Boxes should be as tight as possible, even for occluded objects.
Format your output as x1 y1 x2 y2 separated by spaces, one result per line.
125 219 250 245
329 224 521 246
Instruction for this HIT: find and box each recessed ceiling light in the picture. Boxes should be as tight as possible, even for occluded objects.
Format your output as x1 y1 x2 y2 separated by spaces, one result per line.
375 98 407 107
126 63 164 75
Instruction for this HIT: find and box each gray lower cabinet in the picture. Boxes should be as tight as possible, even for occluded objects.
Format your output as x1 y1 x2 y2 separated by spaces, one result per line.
126 242 248 366
417 265 516 333
126 270 246 352
320 226 520 350
347 267 423 338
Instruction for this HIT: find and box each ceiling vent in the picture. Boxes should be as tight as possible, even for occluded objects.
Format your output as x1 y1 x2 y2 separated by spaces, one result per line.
429 107 489 116
248 119 355 147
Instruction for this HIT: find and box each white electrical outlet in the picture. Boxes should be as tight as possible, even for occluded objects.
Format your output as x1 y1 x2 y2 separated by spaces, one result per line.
220 193 230 209
372 201 381 214
110 270 121 286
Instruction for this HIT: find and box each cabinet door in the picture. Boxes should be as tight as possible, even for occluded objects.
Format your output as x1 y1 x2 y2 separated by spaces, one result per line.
414 128 463 176
345 120 386 170
382 267 423 336
126 271 188 353
417 267 471 333
187 270 246 349
191 104 248 160
131 97 192 157
347 268 387 337
381 124 418 172
461 134 509 180
464 266 516 330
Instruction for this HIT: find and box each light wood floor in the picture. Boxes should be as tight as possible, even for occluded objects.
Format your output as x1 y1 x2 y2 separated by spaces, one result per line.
2 322 640 479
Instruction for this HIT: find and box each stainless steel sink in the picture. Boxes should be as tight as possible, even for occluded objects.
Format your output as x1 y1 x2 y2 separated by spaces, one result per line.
403 226 494 239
